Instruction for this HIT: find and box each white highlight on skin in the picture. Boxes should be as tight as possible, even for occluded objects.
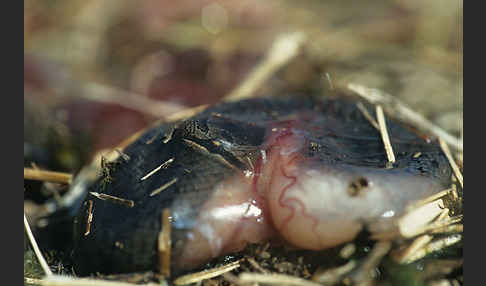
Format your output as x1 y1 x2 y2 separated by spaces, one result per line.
260 150 267 164
195 223 222 259
244 170 253 178
202 202 262 221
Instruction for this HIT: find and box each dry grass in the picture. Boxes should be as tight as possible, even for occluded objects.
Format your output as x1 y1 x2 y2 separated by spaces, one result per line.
24 1 462 285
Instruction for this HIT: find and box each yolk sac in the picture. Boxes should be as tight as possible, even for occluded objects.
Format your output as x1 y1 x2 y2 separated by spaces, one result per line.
71 94 452 276
172 174 275 269
257 125 443 250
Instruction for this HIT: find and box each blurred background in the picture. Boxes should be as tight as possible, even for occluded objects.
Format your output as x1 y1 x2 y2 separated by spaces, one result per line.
24 0 462 197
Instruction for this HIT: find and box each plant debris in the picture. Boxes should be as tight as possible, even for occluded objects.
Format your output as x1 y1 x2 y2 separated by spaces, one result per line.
24 1 462 285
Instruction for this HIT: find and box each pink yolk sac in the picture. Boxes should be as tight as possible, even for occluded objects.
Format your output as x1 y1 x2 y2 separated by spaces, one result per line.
260 126 441 250
171 120 444 270
72 94 451 275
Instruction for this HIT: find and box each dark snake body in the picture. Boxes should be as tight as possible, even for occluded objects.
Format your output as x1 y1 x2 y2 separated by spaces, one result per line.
72 93 451 275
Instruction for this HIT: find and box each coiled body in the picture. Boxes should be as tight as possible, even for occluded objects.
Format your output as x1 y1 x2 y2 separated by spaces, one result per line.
72 93 451 275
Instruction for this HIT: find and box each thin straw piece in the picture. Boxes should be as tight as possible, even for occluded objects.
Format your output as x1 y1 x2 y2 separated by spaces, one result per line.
347 83 462 152
24 214 53 276
24 168 72 184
